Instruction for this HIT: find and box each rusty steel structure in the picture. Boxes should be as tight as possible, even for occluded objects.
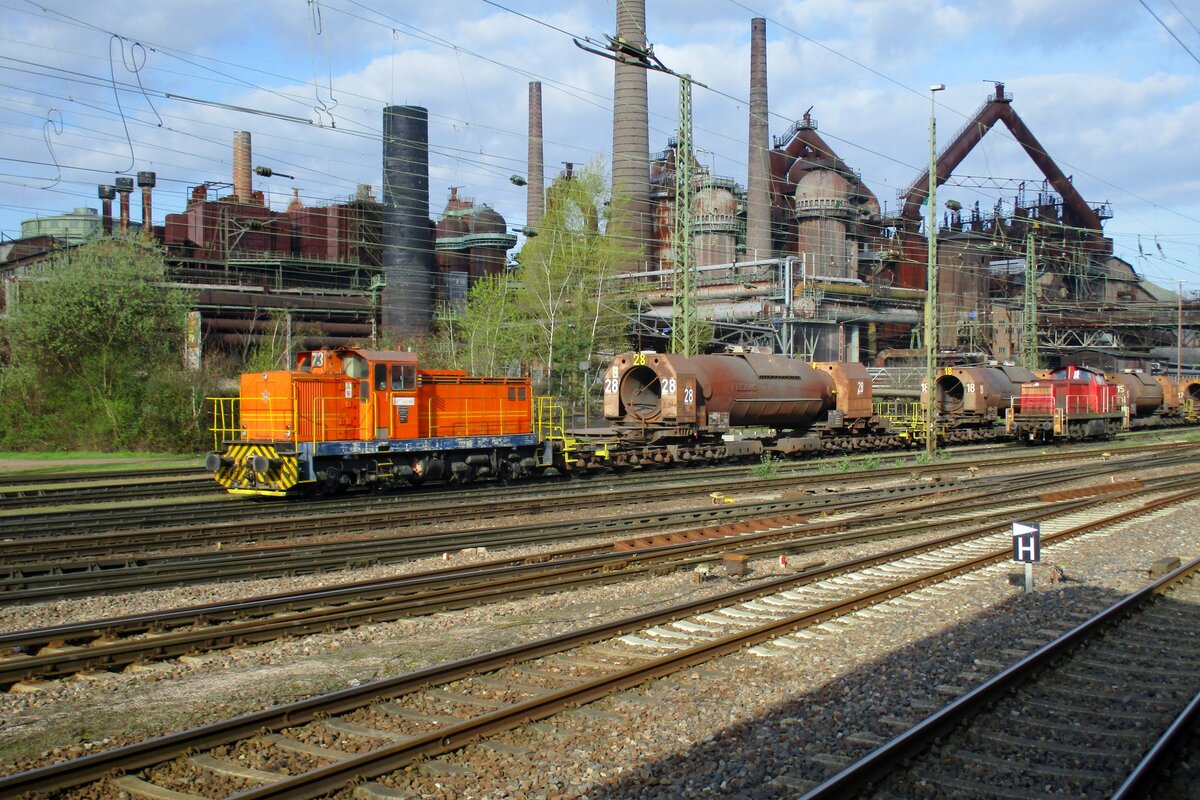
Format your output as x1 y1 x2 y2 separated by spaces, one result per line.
433 187 517 307
618 17 1192 370
899 83 1105 239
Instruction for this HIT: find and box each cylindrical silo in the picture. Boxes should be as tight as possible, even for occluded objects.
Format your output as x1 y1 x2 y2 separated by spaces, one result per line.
382 105 434 337
794 168 854 278
692 176 739 267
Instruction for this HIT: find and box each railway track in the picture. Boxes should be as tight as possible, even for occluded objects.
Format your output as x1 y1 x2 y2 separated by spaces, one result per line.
3 448 1188 603
5 466 1194 688
802 555 1200 799
0 474 219 510
3 470 1197 798
0 464 202 486
2 443 1189 567
0 439 1183 539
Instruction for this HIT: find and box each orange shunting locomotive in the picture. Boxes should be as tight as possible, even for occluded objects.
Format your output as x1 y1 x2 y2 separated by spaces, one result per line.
207 347 542 495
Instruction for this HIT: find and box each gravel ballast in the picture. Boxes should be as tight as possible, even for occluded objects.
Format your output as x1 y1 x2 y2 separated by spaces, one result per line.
0 462 1197 798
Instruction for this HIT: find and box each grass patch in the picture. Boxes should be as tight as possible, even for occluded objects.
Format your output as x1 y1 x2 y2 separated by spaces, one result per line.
0 451 201 478
751 452 782 479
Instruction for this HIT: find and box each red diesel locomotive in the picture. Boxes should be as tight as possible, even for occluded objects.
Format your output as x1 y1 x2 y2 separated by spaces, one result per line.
1009 365 1124 442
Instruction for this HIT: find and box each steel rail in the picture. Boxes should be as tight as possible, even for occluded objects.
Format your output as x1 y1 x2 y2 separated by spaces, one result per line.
0 465 203 487
4 470 1185 690
226 488 1200 800
2 455 1165 601
0 476 220 510
798 553 1200 799
5 446 1185 565
1110 689 1200 800
0 441 1186 540
4 469 1196 687
4 481 1199 797
0 466 992 575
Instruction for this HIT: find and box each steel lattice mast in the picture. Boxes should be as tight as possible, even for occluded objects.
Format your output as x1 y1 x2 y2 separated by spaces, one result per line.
671 76 697 356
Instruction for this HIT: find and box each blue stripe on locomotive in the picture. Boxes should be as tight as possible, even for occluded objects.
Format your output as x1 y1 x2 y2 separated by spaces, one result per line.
286 434 539 481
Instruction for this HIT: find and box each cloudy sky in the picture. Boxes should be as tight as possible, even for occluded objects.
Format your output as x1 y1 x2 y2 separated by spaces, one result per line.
3 0 1198 290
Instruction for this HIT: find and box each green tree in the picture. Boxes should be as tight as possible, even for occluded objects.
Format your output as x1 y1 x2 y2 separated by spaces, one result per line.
429 161 633 403
437 273 524 376
0 237 202 451
513 161 633 397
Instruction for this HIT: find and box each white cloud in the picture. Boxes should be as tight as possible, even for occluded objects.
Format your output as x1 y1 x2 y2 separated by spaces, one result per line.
1 0 1197 284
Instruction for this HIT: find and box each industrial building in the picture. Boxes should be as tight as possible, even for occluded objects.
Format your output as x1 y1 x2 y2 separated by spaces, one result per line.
599 1 1196 375
1 0 1194 379
0 116 515 362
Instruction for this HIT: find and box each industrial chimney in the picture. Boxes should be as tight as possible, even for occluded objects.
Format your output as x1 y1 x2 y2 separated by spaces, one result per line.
232 131 252 203
115 177 134 232
137 171 156 237
98 185 115 235
746 17 772 259
611 0 650 269
381 105 434 338
527 81 545 230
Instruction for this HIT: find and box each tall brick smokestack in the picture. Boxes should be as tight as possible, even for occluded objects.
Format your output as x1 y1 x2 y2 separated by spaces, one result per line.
115 177 133 231
746 17 772 259
138 171 156 237
233 131 252 203
611 0 650 269
527 81 545 229
98 185 115 235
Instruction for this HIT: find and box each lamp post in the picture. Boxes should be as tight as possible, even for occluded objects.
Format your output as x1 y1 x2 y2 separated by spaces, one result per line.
925 83 945 459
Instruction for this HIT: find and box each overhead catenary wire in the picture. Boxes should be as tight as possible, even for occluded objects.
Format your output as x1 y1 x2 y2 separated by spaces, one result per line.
0 0 1195 290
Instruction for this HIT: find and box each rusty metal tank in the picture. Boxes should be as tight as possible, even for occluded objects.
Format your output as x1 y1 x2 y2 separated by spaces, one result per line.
692 176 739 267
813 361 873 418
603 351 835 430
922 365 1035 417
434 210 469 274
1152 375 1181 414
1104 371 1164 417
793 168 854 279
1179 378 1200 409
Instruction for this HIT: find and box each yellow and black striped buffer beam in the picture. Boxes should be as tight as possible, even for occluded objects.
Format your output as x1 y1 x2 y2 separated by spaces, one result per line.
215 443 300 495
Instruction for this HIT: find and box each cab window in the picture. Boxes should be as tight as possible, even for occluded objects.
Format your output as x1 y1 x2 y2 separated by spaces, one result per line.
391 363 416 391
342 355 367 379
374 363 388 391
